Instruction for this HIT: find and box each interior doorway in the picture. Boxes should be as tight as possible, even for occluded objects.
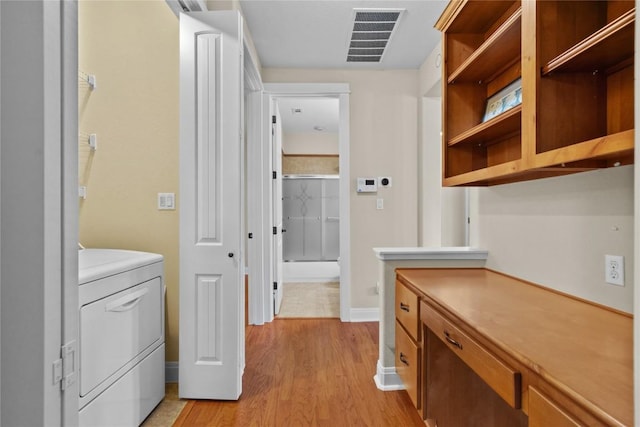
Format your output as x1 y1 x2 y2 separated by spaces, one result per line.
273 96 341 318
256 83 351 323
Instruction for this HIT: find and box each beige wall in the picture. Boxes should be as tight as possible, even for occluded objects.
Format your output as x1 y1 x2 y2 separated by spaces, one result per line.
283 131 339 154
263 69 419 308
79 1 180 360
418 45 467 246
472 167 634 313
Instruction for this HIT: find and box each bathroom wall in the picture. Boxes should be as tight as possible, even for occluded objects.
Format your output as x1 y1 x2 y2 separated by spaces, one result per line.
282 155 339 175
419 47 634 314
78 1 180 360
282 131 339 175
263 69 419 309
283 131 339 154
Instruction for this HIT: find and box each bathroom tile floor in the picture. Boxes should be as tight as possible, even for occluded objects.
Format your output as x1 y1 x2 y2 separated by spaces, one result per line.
277 282 340 318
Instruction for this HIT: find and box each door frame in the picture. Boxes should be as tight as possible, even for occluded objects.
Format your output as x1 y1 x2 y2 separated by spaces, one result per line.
244 47 266 325
0 0 78 425
250 83 350 323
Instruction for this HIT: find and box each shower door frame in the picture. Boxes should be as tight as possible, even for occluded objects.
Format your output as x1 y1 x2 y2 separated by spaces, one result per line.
282 174 340 263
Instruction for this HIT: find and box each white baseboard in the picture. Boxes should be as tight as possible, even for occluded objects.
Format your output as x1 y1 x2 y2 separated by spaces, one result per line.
373 360 405 391
165 361 179 383
349 307 380 322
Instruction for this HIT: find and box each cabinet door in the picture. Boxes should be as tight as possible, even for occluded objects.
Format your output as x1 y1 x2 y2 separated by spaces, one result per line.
529 387 581 427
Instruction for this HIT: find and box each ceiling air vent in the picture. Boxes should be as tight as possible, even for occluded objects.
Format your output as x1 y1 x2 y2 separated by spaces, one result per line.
347 8 405 63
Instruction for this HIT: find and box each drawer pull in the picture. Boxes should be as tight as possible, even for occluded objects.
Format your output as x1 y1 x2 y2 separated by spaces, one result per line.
399 352 410 366
444 331 463 350
399 302 410 312
105 288 149 312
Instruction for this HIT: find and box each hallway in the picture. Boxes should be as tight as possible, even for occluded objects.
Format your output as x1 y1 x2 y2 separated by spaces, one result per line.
174 320 423 426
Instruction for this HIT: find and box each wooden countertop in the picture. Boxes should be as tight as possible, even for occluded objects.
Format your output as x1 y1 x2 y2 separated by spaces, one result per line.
396 268 633 426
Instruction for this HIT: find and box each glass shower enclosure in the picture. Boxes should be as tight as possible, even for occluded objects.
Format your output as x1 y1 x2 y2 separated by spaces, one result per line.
282 175 339 262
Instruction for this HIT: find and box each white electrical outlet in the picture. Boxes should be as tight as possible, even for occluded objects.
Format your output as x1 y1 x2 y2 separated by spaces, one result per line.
605 255 624 286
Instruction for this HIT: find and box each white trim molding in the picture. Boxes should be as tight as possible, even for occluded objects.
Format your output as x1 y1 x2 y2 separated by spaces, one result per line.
165 362 179 383
373 360 405 391
261 83 351 324
374 246 488 261
350 308 379 322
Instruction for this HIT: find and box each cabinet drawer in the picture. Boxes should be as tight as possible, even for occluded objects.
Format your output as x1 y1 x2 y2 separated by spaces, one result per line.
80 277 163 397
395 320 420 409
422 302 521 409
395 280 420 341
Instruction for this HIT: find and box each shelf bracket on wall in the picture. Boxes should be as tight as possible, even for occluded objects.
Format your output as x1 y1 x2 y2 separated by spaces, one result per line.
78 71 97 90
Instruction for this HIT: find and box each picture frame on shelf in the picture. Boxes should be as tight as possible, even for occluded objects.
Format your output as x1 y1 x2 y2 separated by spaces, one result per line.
482 78 522 122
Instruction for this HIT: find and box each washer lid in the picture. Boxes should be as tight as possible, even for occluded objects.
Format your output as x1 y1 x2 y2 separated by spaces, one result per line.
79 249 163 285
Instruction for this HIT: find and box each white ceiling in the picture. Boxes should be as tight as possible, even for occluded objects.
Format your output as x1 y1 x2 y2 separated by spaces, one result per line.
276 97 340 133
237 1 447 136
238 0 448 69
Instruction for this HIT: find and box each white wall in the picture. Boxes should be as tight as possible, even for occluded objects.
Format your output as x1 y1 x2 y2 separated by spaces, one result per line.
418 44 466 246
263 69 419 309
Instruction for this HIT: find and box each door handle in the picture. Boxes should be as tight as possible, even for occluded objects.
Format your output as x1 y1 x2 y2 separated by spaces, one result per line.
444 331 463 350
105 288 149 312
399 352 409 366
228 252 234 258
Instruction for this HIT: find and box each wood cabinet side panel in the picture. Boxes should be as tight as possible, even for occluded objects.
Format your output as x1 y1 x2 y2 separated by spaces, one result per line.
607 64 634 134
529 386 582 427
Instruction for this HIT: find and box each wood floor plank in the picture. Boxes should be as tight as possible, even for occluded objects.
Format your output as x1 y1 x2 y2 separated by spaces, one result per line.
174 319 423 426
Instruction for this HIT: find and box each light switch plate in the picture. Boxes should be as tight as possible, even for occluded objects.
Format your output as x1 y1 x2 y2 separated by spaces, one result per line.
158 193 176 210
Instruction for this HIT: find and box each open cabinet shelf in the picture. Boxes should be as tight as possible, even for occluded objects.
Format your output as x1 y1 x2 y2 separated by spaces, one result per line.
448 8 522 84
542 9 635 76
437 0 635 186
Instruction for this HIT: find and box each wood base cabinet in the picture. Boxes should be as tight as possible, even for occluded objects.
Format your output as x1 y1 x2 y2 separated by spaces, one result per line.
394 280 422 411
436 0 635 186
395 268 632 426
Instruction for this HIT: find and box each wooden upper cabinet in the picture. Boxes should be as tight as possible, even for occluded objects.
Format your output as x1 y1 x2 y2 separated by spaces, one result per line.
436 0 635 186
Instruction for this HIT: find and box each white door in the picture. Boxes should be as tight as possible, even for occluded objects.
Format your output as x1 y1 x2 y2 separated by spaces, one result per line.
272 102 284 314
179 10 245 400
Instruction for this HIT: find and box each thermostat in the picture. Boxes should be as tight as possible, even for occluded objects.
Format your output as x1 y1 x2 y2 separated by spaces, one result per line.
357 177 378 193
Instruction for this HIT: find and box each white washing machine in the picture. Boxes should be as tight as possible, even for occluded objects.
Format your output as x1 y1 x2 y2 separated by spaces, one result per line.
78 249 165 426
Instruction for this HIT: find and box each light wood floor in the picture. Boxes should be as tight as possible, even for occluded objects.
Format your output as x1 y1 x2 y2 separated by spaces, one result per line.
174 319 423 426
